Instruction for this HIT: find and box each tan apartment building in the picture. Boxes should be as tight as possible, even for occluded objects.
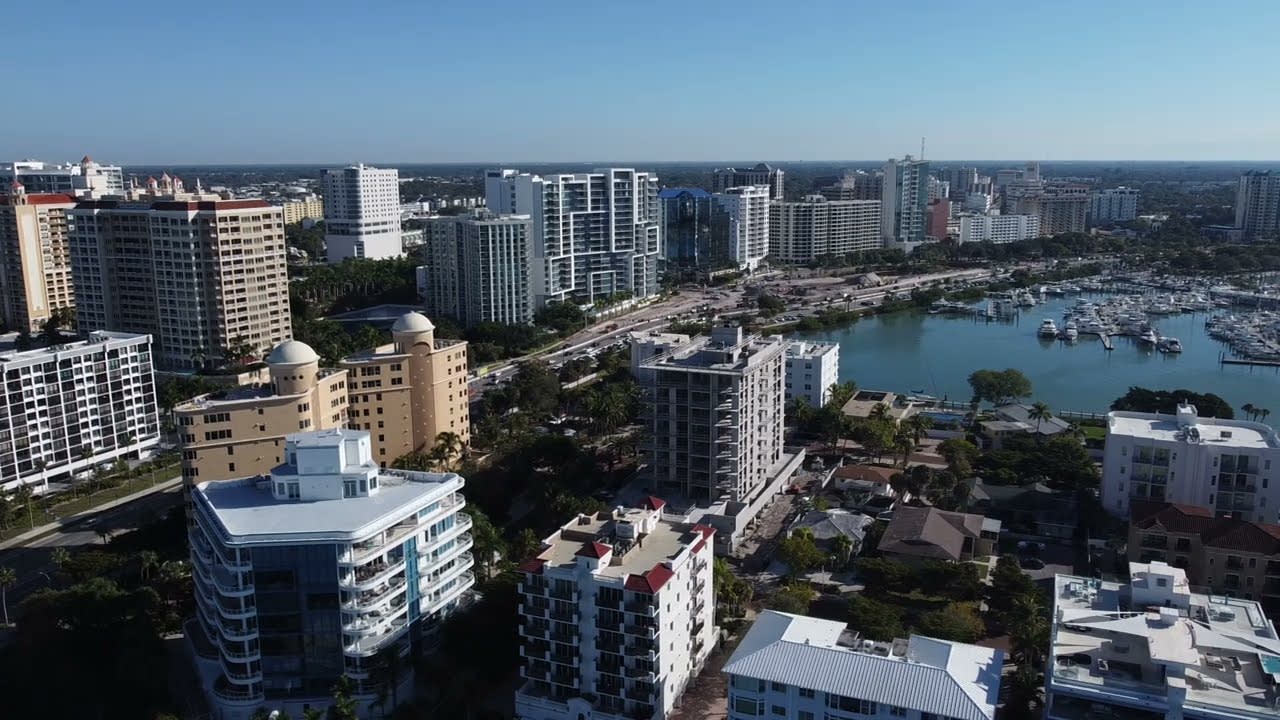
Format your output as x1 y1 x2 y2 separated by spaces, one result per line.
340 311 470 464
0 186 77 332
68 197 292 369
279 195 324 225
174 340 349 483
1129 500 1280 605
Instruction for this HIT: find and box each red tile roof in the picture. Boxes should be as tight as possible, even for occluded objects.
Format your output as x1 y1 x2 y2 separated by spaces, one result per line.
1132 501 1280 554
575 541 611 559
517 558 546 574
624 563 674 593
643 496 667 511
832 464 897 485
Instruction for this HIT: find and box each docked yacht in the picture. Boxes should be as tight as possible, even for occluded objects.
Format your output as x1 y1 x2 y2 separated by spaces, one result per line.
1158 337 1183 353
1059 321 1079 341
1138 328 1159 346
1038 319 1059 338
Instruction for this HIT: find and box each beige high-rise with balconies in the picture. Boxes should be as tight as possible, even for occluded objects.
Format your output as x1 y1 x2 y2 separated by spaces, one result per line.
175 340 349 484
340 312 470 465
0 185 77 332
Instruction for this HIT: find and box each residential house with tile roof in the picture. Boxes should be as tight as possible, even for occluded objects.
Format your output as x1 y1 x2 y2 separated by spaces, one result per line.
878 505 999 565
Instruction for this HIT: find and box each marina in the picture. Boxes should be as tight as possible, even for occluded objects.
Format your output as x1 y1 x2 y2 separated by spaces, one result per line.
795 291 1280 421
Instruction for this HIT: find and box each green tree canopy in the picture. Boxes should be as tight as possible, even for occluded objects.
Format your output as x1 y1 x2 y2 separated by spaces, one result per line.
915 602 985 643
768 581 816 615
967 368 1033 405
778 528 825 576
847 594 906 641
1111 386 1234 419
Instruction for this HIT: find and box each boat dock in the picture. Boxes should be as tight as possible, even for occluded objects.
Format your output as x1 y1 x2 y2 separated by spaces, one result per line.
1099 334 1113 351
1220 354 1280 369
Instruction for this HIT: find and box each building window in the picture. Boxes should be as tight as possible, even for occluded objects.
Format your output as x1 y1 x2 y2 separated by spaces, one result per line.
889 707 908 717
359 479 367 493
732 697 763 717
344 480 357 498
798 688 815 699
798 713 814 720
228 463 235 473
287 482 300 499
772 706 785 716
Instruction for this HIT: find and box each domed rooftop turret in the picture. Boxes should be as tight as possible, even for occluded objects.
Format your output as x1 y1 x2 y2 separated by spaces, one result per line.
391 311 434 334
266 340 319 366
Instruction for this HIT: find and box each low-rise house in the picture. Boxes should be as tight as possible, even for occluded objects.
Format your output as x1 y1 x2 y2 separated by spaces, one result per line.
723 610 1002 720
788 509 874 555
1046 563 1280 720
967 478 1078 540
829 463 898 499
1129 500 1280 605
878 506 999 564
977 404 1073 449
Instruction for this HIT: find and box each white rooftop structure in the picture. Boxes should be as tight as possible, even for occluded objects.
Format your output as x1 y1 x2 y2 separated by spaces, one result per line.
1109 403 1279 449
724 610 1003 720
1046 564 1280 720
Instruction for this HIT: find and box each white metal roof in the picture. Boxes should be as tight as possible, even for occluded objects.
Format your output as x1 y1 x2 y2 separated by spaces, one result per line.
723 611 1002 720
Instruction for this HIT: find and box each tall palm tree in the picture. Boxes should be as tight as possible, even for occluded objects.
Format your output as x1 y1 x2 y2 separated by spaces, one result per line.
1262 409 1273 425
50 547 70 573
893 431 915 469
138 550 160 582
14 484 34 529
1028 401 1052 434
869 403 891 421
0 566 15 626
906 414 933 444
429 432 464 472
372 646 405 716
831 533 855 570
1243 403 1257 421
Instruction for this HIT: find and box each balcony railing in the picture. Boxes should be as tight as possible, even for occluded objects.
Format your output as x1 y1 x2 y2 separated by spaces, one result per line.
344 615 410 656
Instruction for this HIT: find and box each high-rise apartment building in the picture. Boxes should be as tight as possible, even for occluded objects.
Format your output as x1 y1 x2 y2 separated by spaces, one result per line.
712 186 771 271
1006 183 1088 235
784 340 839 408
638 326 785 503
421 210 534 327
187 429 475 720
927 198 951 240
322 164 403 262
947 166 979 200
174 340 349 484
1236 171 1280 241
957 213 1041 244
658 188 714 271
712 163 784 200
820 172 882 202
1089 187 1140 224
881 156 930 248
1101 403 1280 523
485 168 661 307
0 331 160 494
770 196 881 263
0 156 124 196
926 176 950 203
515 501 716 720
339 312 470 464
0 186 77 332
724 611 1002 720
277 195 325 225
68 198 292 370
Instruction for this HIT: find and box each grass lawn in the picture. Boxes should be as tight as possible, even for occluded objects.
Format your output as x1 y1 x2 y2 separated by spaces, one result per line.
1079 425 1106 442
0 460 179 543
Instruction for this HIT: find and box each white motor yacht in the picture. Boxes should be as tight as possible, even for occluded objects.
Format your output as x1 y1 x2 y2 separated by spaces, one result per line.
1038 319 1059 338
1059 321 1079 341
1158 337 1183 353
1138 328 1159 346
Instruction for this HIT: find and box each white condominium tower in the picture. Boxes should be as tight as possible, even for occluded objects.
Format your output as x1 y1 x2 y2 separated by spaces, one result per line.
881 156 930 248
0 331 160 494
1090 187 1140 224
637 326 786 503
68 198 292 370
322 164 403 262
187 429 475 720
770 196 881 263
485 168 661 307
712 185 771 271
0 155 124 196
421 209 535 326
515 501 716 720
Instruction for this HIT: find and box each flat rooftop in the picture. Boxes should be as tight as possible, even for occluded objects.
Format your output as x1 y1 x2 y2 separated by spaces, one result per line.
174 368 344 410
195 468 460 544
640 331 784 374
1108 411 1278 449
536 506 700 581
1051 573 1280 716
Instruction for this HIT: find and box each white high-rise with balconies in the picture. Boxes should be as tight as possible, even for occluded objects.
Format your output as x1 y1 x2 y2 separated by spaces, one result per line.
187 429 475 720
712 185 771 270
1090 187 1140 224
323 164 403 262
515 500 716 720
881 156 930 249
485 168 662 307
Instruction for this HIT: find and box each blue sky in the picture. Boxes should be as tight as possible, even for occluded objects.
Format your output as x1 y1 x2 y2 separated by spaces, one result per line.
4 0 1278 163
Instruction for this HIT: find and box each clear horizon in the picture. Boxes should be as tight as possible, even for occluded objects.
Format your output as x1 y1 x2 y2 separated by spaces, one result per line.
5 0 1279 164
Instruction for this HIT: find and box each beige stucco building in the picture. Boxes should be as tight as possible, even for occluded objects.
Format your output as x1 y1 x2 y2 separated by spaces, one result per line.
176 311 470 483
279 195 324 225
0 186 77 332
175 340 350 483
339 312 470 464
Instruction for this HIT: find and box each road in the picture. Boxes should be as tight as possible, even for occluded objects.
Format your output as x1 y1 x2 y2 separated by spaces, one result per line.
467 265 1003 396
0 483 183 606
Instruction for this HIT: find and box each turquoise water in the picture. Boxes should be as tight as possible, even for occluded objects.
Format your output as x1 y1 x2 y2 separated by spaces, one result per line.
793 294 1280 419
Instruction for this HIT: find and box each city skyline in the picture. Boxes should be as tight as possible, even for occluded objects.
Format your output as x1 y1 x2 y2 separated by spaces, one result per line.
5 1 1280 163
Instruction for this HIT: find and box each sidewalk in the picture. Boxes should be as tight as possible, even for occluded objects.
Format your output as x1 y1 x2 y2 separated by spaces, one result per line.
0 476 183 551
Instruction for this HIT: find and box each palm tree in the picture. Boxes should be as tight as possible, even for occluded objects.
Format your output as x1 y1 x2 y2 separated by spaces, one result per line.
14 484 34 529
301 709 325 720
328 675 359 720
893 431 915 469
429 432 464 472
1262 408 1273 425
0 566 15 626
50 547 70 573
372 646 406 716
831 533 855 570
906 414 933 445
138 550 160 582
1028 401 1052 434
869 403 890 421
1243 403 1257 421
